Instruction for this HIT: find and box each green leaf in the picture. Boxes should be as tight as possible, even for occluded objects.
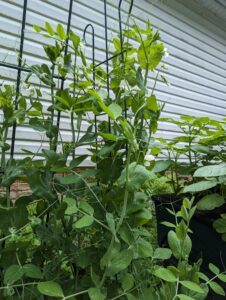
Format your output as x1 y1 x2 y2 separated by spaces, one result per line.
209 263 220 275
56 23 67 40
117 162 150 192
33 25 41 32
180 281 204 294
194 164 226 178
177 294 195 300
100 132 118 141
197 194 224 211
60 174 81 185
153 248 172 260
218 274 226 282
88 288 106 300
154 267 177 282
209 281 225 296
146 95 158 111
183 180 217 193
74 215 94 228
70 31 80 51
213 217 226 234
69 155 88 169
138 43 165 70
122 273 134 291
153 160 171 173
106 213 116 237
64 197 78 215
108 103 122 120
79 201 94 215
37 281 64 298
23 264 43 279
4 265 24 284
136 238 153 258
45 22 54 36
106 249 133 276
136 67 145 90
168 230 181 259
161 221 176 228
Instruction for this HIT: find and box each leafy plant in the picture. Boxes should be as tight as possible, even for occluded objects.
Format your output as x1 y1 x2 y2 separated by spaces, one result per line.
0 18 225 300
151 116 225 193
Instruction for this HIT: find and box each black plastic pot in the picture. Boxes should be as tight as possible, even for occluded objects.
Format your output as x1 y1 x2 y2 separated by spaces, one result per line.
153 194 226 299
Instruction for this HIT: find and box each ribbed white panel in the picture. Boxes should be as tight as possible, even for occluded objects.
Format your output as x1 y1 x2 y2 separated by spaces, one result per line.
0 0 225 162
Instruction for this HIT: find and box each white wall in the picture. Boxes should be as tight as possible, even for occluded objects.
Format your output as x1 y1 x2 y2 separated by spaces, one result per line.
0 0 225 162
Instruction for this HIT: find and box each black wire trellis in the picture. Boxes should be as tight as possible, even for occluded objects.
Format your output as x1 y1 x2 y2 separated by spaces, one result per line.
0 0 134 169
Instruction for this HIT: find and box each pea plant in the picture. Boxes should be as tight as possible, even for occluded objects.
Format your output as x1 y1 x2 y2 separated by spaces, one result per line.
0 19 225 300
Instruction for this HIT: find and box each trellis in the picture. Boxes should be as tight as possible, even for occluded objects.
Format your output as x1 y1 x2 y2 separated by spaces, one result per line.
0 0 133 163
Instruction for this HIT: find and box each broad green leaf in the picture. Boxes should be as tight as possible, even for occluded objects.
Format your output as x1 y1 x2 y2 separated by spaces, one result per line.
146 95 158 111
153 248 172 260
177 294 195 300
37 281 64 297
122 273 134 291
194 164 226 178
183 180 217 193
56 23 67 40
190 144 210 154
108 103 122 120
136 238 153 258
106 249 133 276
209 263 220 275
100 132 118 141
117 162 150 192
154 267 177 282
60 174 80 185
209 281 225 296
74 215 94 228
4 265 24 284
180 281 204 294
168 230 180 259
45 22 54 36
70 31 80 51
64 197 78 215
138 43 164 70
23 264 43 279
197 194 224 211
79 201 94 215
54 95 70 108
100 242 121 270
153 160 171 173
88 287 106 300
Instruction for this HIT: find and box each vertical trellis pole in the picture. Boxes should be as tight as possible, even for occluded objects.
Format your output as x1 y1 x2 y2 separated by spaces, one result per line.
10 0 28 159
83 24 97 140
103 0 111 134
55 0 74 151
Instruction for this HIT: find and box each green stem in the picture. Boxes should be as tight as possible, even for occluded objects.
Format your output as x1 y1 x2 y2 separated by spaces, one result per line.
62 289 88 300
172 277 179 300
100 146 132 288
1 125 8 170
70 111 75 159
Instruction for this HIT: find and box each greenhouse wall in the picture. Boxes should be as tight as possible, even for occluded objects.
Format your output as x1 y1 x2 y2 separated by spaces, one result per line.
0 0 225 162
